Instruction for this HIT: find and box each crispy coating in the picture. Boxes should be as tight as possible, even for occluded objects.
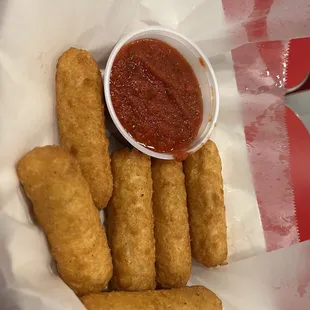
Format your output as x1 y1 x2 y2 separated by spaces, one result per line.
17 146 113 296
151 159 191 288
56 47 112 209
108 149 155 291
184 141 227 267
81 286 222 310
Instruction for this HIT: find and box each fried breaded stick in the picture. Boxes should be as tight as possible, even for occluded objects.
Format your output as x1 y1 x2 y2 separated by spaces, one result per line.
184 141 227 267
151 159 191 288
81 285 222 310
56 47 112 209
108 149 155 291
17 146 113 296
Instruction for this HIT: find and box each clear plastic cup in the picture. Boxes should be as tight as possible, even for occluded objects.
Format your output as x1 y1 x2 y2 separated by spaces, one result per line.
104 26 219 160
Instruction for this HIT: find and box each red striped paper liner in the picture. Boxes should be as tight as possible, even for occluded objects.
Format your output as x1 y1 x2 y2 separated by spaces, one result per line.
222 0 310 251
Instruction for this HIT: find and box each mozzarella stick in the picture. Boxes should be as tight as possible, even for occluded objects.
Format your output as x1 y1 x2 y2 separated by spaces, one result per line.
17 146 113 296
56 47 112 209
108 149 155 291
184 141 227 267
151 159 191 288
81 286 222 310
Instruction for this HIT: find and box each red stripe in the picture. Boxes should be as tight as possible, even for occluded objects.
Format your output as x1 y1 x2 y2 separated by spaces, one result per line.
285 38 310 90
231 44 299 251
244 0 274 41
223 0 274 41
286 107 310 242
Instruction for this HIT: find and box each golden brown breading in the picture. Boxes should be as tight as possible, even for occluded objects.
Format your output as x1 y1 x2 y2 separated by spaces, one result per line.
151 159 191 288
17 146 113 296
184 141 227 267
56 47 112 209
81 285 222 310
108 149 155 291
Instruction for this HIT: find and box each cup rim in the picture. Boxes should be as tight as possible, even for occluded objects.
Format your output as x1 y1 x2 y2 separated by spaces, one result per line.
104 26 219 160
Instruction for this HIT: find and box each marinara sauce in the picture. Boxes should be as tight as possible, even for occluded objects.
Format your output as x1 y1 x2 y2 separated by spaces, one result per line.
110 38 203 157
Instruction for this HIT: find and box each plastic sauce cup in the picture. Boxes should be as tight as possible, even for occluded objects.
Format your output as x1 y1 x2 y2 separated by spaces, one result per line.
104 26 219 160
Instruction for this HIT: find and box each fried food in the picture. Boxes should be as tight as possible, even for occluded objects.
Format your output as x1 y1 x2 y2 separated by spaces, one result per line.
17 146 113 296
81 285 222 310
184 140 227 267
108 149 155 291
151 159 191 288
56 47 112 209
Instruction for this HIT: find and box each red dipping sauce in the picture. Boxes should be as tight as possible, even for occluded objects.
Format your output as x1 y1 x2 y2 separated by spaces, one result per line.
110 38 203 155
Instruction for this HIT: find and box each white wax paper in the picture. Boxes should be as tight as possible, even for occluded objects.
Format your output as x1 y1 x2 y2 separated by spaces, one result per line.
0 0 309 309
189 240 310 310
